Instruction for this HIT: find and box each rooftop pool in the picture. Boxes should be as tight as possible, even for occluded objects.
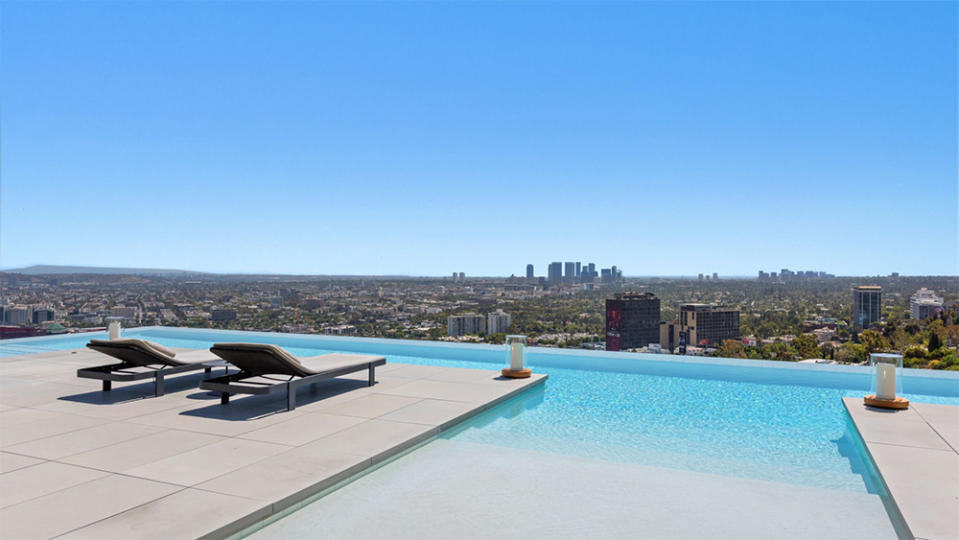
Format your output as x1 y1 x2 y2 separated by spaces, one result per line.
3 326 958 497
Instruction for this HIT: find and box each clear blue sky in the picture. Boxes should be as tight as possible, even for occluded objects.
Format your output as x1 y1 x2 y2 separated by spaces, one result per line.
2 1 956 276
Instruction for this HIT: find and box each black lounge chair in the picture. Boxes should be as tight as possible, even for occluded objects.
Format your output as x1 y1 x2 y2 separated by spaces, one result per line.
201 343 386 411
79 339 225 397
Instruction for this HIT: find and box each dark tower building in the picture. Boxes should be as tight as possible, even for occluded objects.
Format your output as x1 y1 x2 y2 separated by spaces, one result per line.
564 262 575 282
526 264 534 279
605 292 661 351
548 262 563 283
853 286 882 329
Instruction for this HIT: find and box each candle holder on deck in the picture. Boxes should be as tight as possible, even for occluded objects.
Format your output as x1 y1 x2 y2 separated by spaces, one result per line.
864 353 909 409
502 335 531 378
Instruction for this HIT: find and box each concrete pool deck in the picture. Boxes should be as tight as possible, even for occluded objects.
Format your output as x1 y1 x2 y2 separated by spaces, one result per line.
844 397 959 540
0 347 546 539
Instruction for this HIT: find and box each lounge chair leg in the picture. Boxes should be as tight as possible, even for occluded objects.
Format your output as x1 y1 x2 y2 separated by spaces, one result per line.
221 392 229 405
102 380 112 392
287 383 296 411
368 365 375 387
155 373 165 397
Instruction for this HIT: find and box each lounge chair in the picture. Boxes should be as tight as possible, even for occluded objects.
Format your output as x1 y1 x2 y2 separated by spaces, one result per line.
79 339 225 397
201 343 386 411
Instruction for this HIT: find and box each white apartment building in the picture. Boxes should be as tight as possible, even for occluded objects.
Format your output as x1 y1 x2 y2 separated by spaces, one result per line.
487 310 512 334
910 288 943 320
447 313 486 336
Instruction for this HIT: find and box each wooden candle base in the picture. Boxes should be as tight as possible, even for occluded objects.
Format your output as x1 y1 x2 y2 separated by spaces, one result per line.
864 395 909 409
501 368 531 379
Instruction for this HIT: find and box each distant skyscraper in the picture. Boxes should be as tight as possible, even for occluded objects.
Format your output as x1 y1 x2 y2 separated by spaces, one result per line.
910 288 943 320
712 272 718 280
548 262 563 283
605 292 661 351
852 286 882 329
564 262 575 282
575 262 581 278
588 263 596 275
698 273 704 281
601 268 612 282
526 264 534 279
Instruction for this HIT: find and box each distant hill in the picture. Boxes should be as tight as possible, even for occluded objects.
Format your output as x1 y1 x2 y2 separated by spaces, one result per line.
2 265 206 277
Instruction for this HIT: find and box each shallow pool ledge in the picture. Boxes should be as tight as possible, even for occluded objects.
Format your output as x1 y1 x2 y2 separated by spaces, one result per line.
843 397 959 540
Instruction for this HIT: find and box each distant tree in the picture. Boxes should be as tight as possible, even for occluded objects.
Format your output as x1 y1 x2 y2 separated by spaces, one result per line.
716 339 746 358
858 330 887 355
836 342 867 364
928 329 943 352
792 334 820 359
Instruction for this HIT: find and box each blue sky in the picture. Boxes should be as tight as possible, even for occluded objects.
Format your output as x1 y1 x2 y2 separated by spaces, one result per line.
2 1 956 276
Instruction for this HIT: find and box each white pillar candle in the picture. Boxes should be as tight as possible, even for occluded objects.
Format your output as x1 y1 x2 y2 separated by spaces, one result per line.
108 321 121 340
510 342 525 371
876 363 896 400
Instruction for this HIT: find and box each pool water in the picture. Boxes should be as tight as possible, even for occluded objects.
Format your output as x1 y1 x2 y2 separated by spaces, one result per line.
3 326 957 495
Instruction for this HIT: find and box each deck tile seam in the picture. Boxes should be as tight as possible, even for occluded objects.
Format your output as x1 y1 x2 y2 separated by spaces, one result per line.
0 468 117 511
1 420 165 459
863 439 958 453
47 486 192 540
910 406 959 455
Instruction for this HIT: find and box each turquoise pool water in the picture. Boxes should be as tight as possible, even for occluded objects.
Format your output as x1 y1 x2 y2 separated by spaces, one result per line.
3 326 958 495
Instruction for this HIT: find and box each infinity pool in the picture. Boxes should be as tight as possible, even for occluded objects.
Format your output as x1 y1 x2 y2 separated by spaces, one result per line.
3 326 958 497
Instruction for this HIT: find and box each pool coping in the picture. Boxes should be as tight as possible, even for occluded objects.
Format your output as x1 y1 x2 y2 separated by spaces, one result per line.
843 397 959 540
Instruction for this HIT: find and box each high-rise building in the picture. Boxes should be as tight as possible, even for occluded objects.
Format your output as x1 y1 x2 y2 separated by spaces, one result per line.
601 268 612 282
679 304 740 348
548 262 563 283
487 310 512 334
4 306 31 325
575 262 581 278
910 288 943 320
526 264 534 279
459 272 466 281
852 286 882 329
447 314 486 336
587 263 596 275
712 273 718 280
564 262 575 282
605 292 661 351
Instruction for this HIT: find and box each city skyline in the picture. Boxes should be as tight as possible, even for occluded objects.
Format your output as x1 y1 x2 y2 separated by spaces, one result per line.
2 2 956 276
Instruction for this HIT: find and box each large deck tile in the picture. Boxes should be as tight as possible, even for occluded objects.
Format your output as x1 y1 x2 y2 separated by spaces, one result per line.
313 393 422 418
378 398 478 427
868 443 959 540
0 411 106 448
0 461 107 508
60 429 226 472
238 412 367 446
301 418 437 464
0 451 44 474
196 446 369 507
0 474 181 540
3 421 161 460
59 487 271 540
123 437 292 486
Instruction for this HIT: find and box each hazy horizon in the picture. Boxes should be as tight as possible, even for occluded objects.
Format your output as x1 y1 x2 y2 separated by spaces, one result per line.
2 2 957 276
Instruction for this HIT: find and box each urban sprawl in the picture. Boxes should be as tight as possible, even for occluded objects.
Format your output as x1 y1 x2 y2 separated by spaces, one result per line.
1 263 957 370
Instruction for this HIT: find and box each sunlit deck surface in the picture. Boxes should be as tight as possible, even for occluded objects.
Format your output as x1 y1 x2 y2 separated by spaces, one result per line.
0 347 545 539
844 398 959 540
